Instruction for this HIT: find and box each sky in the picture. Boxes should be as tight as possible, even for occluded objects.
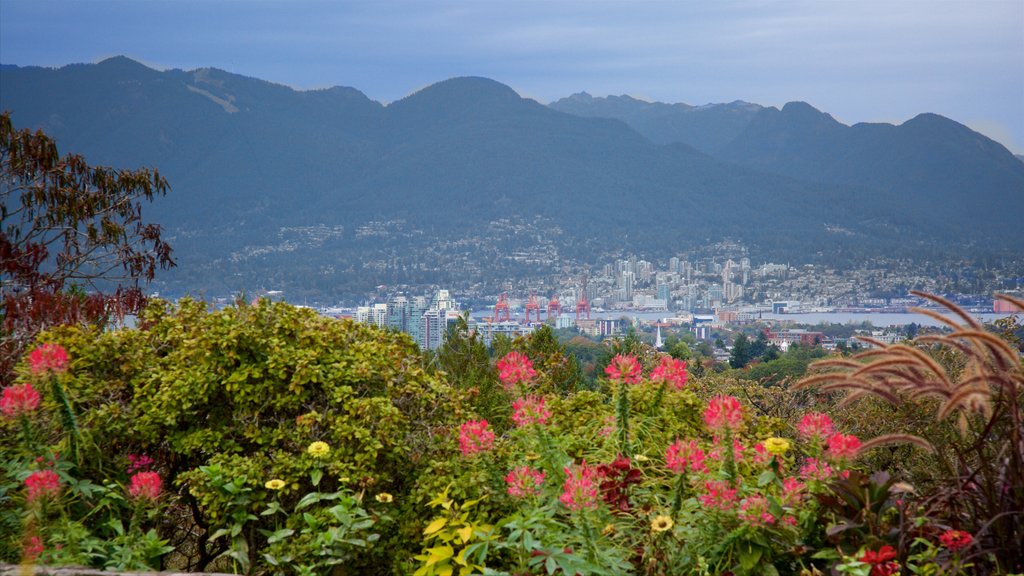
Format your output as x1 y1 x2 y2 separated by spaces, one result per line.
2 0 1022 153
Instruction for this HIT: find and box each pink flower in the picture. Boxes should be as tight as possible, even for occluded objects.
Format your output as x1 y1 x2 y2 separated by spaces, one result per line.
505 465 545 498
699 480 738 510
459 420 495 456
28 343 69 375
939 529 973 552
650 356 688 390
127 454 156 474
666 439 708 474
797 412 835 441
704 395 744 432
781 477 806 506
604 354 642 384
560 460 600 510
738 494 775 526
751 442 770 466
511 396 551 428
826 433 862 461
799 458 834 481
128 471 162 501
1 383 41 418
23 535 43 561
496 351 537 389
25 469 61 503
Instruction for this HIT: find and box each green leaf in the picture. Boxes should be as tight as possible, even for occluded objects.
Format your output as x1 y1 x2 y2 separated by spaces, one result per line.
267 528 294 544
424 517 448 536
310 468 323 487
295 492 320 510
757 470 776 487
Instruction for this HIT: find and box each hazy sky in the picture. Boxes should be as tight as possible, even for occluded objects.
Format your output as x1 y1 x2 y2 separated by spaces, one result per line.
2 0 1022 152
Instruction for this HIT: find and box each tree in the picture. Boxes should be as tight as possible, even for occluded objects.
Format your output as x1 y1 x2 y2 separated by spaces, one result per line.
729 333 751 369
1 112 173 378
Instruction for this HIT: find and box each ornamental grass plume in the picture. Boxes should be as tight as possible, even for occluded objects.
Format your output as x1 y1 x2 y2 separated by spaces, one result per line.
496 351 537 390
24 469 61 503
1 382 41 418
560 460 600 511
703 395 744 433
28 343 69 375
128 471 162 502
459 419 495 456
605 353 642 384
511 395 551 427
505 465 545 498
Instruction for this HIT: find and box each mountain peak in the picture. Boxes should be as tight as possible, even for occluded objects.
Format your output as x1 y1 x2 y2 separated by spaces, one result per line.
398 76 520 105
95 55 154 73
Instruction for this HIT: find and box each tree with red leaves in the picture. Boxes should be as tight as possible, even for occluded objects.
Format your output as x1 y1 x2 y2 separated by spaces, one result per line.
1 111 173 378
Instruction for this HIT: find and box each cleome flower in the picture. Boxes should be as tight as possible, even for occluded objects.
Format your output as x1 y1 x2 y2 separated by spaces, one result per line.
604 354 642 385
505 465 545 498
650 355 688 390
307 441 331 458
459 419 495 456
797 412 835 441
264 479 286 490
25 469 61 504
665 439 707 474
825 433 861 462
28 343 70 375
495 351 537 390
128 471 162 502
511 395 551 428
560 460 600 511
699 480 738 511
703 395 744 433
1 383 41 418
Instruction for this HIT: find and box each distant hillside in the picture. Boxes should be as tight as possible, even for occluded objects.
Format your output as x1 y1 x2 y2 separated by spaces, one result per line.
2 57 1022 299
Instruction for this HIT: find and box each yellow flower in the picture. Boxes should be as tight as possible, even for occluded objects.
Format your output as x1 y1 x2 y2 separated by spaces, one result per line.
633 454 650 462
339 476 350 483
602 523 616 536
764 437 791 456
264 479 286 490
375 492 393 503
651 515 674 533
307 441 330 458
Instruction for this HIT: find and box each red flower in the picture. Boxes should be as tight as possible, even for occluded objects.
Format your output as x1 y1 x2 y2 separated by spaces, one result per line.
25 469 61 503
22 535 43 561
797 412 835 440
939 529 973 552
860 545 899 576
826 433 862 461
28 343 69 375
665 439 707 474
699 480 738 510
650 356 688 390
458 419 495 456
604 354 642 384
496 351 537 389
703 395 744 432
128 471 162 501
1 383 41 418
511 396 551 427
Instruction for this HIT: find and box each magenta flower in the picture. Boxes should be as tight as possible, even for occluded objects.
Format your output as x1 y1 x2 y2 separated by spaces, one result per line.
25 469 61 503
650 356 688 389
781 476 806 506
458 419 495 456
505 465 545 498
604 354 642 384
560 460 600 510
797 412 835 441
128 471 162 502
703 395 744 432
1 383 41 418
699 480 738 511
23 535 43 561
511 395 551 428
28 343 69 375
496 351 537 390
127 454 156 474
665 439 707 474
826 433 862 462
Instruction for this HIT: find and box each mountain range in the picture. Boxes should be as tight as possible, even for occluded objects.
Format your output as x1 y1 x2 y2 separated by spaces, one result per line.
1 57 1022 300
